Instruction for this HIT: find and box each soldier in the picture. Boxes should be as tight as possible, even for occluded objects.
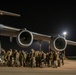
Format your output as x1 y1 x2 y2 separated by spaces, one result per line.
22 50 27 67
35 51 39 67
5 49 13 66
38 51 42 67
6 51 11 66
19 51 23 66
52 51 57 68
59 52 64 66
1 49 6 63
26 53 30 67
41 52 45 68
14 49 20 67
48 52 52 67
9 49 13 66
30 49 35 67
46 52 49 67
57 52 61 67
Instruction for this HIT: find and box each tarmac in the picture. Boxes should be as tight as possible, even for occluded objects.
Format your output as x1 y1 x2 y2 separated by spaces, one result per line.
0 60 76 75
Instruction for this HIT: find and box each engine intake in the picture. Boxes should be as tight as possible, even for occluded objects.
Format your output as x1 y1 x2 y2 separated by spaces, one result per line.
50 36 67 51
17 30 33 47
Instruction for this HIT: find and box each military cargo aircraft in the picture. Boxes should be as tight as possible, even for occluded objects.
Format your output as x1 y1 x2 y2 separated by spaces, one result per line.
0 10 76 52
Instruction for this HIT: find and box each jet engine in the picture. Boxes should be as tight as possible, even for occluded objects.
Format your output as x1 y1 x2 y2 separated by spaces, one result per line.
50 36 67 51
16 29 33 47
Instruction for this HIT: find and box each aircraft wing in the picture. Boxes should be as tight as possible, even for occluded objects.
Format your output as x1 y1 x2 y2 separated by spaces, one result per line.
32 32 51 41
67 40 76 46
0 10 20 17
0 24 21 37
0 24 51 40
0 24 76 51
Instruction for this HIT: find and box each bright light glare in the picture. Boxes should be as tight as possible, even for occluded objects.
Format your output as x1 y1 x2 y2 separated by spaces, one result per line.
63 32 67 35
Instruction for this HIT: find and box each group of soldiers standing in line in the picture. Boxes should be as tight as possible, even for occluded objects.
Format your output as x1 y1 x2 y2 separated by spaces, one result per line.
1 48 64 68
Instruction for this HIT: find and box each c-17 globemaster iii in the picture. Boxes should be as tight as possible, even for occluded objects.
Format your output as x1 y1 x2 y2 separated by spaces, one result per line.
0 10 76 52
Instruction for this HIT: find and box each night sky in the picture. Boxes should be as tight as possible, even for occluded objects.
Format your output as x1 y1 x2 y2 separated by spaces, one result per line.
0 1 76 56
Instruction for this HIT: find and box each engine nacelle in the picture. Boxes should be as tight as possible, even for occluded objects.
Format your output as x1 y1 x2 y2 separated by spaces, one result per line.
16 29 33 47
50 36 67 52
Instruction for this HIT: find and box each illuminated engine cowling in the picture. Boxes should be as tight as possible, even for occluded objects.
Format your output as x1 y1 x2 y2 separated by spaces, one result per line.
17 30 33 47
50 36 67 51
